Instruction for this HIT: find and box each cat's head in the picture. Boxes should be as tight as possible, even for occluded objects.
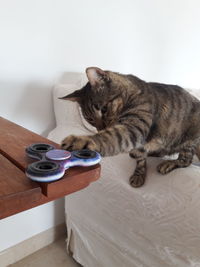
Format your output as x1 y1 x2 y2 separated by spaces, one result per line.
60 67 132 131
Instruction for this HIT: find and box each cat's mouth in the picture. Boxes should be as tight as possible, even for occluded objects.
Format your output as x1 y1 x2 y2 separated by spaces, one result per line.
95 120 106 131
96 125 106 131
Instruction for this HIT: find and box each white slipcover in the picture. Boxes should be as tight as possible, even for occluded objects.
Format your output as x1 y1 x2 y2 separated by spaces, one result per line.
48 73 200 267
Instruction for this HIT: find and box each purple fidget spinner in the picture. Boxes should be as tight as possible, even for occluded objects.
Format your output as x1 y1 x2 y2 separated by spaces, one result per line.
25 143 101 183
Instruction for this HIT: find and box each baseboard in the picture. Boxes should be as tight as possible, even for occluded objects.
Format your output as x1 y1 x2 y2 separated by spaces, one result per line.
0 223 67 267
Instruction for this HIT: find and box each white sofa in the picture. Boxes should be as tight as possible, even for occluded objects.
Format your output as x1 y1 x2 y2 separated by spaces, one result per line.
48 73 200 267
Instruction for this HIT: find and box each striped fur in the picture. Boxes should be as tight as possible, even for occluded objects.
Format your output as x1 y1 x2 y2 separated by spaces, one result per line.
61 67 200 187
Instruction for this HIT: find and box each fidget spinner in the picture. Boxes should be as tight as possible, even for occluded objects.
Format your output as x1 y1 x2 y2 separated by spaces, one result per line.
25 143 101 182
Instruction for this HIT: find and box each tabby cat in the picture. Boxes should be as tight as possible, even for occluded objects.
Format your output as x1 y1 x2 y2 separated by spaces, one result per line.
60 67 200 187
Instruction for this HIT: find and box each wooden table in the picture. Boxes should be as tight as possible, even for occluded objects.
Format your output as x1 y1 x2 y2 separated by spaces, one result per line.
0 117 101 219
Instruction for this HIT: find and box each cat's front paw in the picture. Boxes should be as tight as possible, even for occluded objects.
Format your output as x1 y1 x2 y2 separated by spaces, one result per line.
61 135 97 151
129 171 146 188
157 160 177 174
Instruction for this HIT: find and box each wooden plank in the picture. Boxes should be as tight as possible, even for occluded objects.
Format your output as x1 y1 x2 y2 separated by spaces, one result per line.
0 117 101 218
39 165 100 198
0 164 100 219
0 117 101 196
0 117 59 172
0 155 41 219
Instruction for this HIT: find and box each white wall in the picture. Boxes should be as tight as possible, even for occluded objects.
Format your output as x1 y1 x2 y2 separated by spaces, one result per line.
0 0 200 252
0 199 65 251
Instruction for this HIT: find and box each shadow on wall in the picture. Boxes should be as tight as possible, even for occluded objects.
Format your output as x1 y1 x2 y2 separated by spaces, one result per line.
53 197 65 228
8 81 56 136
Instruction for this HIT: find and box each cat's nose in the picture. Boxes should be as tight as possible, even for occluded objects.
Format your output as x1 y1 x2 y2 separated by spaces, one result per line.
96 121 106 131
96 125 105 131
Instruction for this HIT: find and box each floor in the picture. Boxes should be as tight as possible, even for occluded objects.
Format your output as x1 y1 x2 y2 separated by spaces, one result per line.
9 237 81 267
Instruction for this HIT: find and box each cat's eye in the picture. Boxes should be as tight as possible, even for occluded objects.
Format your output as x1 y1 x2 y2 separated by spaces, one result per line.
86 115 94 122
101 106 107 114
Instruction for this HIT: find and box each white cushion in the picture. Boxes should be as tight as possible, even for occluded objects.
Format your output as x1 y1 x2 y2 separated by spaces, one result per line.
53 73 97 134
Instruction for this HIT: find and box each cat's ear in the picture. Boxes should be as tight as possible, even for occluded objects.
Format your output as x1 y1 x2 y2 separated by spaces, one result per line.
59 89 83 102
86 67 110 86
